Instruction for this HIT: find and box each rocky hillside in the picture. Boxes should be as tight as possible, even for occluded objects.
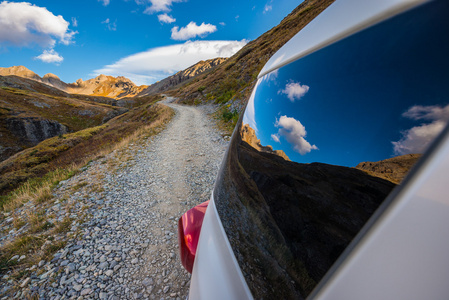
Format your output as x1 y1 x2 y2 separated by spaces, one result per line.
171 0 335 109
0 66 147 99
355 154 422 184
141 58 227 96
0 77 128 162
240 124 290 161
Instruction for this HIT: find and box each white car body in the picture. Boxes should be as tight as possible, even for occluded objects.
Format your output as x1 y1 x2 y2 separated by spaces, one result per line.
186 0 449 298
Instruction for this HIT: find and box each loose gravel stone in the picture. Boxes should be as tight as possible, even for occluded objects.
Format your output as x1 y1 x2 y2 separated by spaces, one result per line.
0 97 228 299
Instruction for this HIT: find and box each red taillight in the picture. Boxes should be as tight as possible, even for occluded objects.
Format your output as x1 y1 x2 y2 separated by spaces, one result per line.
178 200 209 273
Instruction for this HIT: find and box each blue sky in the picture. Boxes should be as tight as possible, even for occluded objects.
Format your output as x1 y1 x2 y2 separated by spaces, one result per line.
0 0 300 85
243 3 449 167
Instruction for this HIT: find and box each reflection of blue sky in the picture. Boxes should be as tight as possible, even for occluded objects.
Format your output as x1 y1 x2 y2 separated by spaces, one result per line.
242 2 449 167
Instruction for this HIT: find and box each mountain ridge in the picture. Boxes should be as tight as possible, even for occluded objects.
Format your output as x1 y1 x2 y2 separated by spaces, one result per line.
0 57 229 100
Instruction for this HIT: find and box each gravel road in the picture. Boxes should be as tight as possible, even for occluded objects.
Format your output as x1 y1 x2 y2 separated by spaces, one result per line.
1 98 229 299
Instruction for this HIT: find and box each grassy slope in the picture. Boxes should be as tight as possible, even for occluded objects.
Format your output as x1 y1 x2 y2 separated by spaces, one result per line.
0 82 129 161
173 0 335 110
0 94 172 201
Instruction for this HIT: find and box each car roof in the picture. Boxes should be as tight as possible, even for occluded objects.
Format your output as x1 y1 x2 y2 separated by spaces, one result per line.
259 0 426 78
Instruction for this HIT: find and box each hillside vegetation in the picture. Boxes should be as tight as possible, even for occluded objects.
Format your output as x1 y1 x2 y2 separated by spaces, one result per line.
171 0 334 117
0 94 172 208
0 77 130 161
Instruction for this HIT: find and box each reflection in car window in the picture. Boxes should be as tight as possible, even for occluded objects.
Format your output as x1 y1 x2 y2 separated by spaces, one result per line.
213 0 449 299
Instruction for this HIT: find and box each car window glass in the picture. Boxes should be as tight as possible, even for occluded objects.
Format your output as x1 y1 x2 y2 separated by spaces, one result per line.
213 0 449 298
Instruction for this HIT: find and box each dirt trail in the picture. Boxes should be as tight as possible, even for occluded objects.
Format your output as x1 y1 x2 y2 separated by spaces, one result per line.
1 97 229 299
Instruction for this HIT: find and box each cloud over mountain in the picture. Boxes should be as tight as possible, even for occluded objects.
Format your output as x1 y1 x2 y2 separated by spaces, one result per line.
35 49 63 64
171 22 217 40
94 40 247 85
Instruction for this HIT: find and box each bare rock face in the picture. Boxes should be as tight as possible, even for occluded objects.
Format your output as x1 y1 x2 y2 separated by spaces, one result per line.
141 57 228 96
0 66 146 99
240 123 290 161
6 117 68 146
0 66 40 81
355 154 421 184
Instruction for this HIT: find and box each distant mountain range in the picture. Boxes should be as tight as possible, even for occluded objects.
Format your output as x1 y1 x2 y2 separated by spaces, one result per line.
0 0 335 165
0 57 228 100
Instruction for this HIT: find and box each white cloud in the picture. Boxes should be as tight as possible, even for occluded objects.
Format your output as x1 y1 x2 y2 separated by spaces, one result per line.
98 0 110 6
219 22 226 26
102 18 117 31
144 0 184 14
274 115 318 155
93 40 247 85
35 49 63 64
158 13 176 24
0 1 75 47
271 134 280 143
393 104 449 155
279 81 310 102
171 22 217 40
264 4 272 13
72 17 78 27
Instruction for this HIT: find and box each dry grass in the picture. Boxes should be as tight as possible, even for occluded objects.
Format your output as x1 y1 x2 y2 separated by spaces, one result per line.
0 100 174 210
1 165 81 211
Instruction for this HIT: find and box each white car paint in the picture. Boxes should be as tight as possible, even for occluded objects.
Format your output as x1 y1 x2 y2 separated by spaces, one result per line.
310 126 449 300
259 0 426 78
188 194 253 300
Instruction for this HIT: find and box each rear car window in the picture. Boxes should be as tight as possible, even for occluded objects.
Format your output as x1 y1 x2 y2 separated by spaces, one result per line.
213 0 449 298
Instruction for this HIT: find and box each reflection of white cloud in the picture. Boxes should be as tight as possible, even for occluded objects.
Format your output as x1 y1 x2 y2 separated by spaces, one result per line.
242 79 261 133
158 13 176 24
171 22 217 40
261 69 278 82
35 49 63 64
393 104 449 155
274 115 317 155
94 40 247 85
0 1 75 47
402 105 449 121
279 81 309 102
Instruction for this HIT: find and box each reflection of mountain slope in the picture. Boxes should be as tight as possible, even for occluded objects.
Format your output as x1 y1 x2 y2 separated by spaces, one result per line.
356 154 421 184
215 130 396 299
241 123 290 161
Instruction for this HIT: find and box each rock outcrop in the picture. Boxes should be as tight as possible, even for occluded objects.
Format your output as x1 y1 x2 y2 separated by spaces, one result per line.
0 66 41 81
355 153 422 184
6 117 68 146
240 123 290 161
0 66 146 99
68 74 146 98
140 58 227 96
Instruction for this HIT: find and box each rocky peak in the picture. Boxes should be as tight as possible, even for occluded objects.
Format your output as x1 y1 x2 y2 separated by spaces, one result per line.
0 66 40 80
241 123 290 161
180 57 228 79
43 73 61 80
